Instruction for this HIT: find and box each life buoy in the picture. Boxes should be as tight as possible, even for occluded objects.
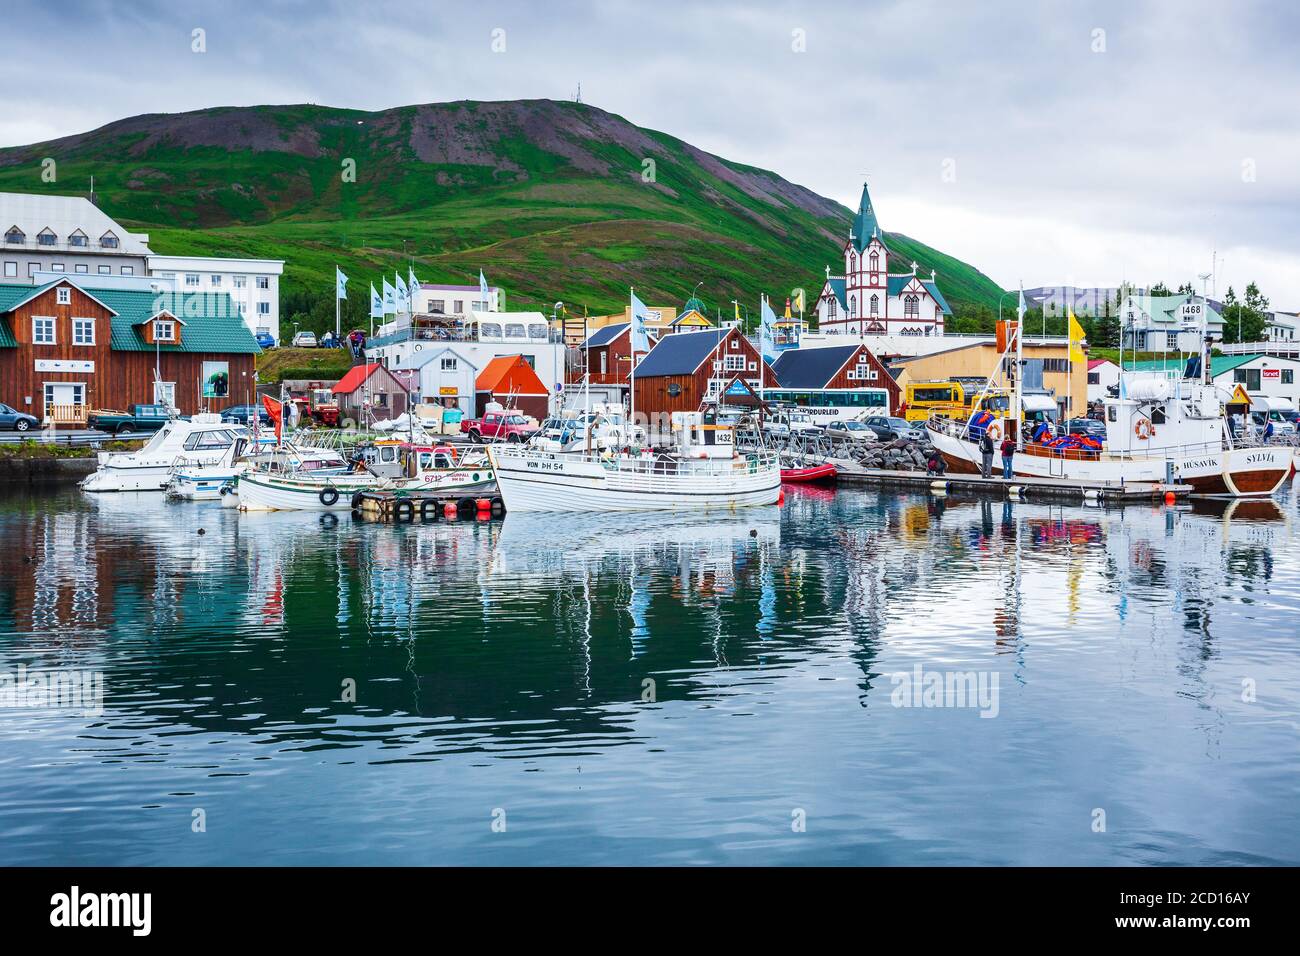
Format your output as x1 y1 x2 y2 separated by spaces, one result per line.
986 422 1002 441
319 487 340 507
1135 419 1153 440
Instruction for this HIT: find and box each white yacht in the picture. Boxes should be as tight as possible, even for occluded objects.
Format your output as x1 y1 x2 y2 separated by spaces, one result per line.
489 411 781 513
81 414 249 493
165 437 349 501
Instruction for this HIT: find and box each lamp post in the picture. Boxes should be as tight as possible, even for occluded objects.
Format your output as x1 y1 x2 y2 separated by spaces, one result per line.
997 290 1017 325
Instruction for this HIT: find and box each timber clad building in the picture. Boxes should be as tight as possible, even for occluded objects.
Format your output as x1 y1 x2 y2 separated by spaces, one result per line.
0 277 260 424
770 343 901 413
632 327 764 417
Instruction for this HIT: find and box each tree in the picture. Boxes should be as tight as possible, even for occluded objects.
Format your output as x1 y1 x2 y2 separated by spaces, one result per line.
1176 282 1194 295
1149 281 1172 297
1220 282 1270 344
1093 314 1121 349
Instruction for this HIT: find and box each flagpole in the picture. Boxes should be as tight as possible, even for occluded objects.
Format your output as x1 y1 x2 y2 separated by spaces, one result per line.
629 286 636 451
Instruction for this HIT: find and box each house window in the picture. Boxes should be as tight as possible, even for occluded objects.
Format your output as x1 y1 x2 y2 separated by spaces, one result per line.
1087 371 1100 385
154 382 176 407
3 261 15 277
37 229 56 246
848 368 858 380
1283 369 1294 385
234 275 247 288
870 294 879 316
121 265 133 275
258 302 270 315
440 358 457 371
748 361 757 371
827 298 837 319
98 265 110 275
51 263 65 272
100 232 119 249
453 300 463 313
210 274 222 286
57 287 71 304
28 262 39 277
850 296 857 318
600 353 607 374
154 319 176 341
185 273 200 287
1166 331 1179 349
4 227 24 245
724 354 746 371
431 299 445 314
75 264 87 273
32 316 56 344
73 318 95 345
69 231 88 247
904 295 920 319
256 276 269 290
1233 368 1262 391
869 251 879 272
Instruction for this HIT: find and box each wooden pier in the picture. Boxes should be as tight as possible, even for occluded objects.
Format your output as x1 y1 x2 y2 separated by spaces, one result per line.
833 466 1189 502
352 490 506 522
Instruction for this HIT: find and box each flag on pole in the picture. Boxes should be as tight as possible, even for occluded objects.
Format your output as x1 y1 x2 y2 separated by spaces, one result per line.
382 278 397 315
335 267 349 299
369 283 383 319
1068 310 1087 365
394 272 409 313
479 269 491 310
261 394 283 443
759 295 778 355
733 301 741 325
408 267 420 308
629 289 651 357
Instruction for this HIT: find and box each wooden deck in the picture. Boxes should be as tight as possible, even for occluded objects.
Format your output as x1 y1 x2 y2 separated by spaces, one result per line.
833 465 1189 501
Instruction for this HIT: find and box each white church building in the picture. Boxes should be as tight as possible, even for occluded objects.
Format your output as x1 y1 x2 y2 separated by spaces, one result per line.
813 183 951 337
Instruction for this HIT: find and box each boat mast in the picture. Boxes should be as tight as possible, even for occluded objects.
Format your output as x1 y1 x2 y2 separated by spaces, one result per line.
1014 282 1025 449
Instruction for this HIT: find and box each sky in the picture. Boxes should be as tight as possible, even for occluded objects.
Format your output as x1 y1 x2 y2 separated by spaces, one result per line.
4 0 1299 307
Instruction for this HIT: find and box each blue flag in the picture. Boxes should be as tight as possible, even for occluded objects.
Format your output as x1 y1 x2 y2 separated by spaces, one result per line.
335 266 348 300
370 283 383 319
759 295 778 355
408 267 420 309
630 289 651 360
479 269 491 309
382 278 397 314
394 273 409 313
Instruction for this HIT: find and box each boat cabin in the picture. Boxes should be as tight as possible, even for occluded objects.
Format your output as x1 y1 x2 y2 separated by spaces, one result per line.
1103 371 1224 456
669 410 736 459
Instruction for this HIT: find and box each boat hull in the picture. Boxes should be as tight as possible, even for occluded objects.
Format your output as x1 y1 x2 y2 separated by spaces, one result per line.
781 463 838 484
928 427 1290 498
489 448 782 513
237 468 496 511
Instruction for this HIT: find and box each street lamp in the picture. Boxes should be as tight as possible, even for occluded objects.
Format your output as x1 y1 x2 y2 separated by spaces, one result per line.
997 289 1017 325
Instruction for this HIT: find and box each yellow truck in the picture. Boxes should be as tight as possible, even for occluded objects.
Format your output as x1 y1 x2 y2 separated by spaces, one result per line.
901 379 1012 423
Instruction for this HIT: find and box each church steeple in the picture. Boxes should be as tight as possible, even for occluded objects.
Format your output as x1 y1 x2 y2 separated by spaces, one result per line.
851 182 880 253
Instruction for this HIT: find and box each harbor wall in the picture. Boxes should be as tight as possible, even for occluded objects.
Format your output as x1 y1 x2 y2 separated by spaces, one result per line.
0 457 96 483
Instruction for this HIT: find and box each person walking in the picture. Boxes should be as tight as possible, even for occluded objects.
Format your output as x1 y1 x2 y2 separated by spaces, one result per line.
979 429 995 478
1000 435 1016 479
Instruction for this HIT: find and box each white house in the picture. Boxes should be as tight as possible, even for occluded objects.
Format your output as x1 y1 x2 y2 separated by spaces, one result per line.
2 191 151 280
1265 310 1298 343
407 346 482 411
1118 293 1224 352
813 183 952 337
412 282 502 317
1086 358 1120 403
148 254 284 343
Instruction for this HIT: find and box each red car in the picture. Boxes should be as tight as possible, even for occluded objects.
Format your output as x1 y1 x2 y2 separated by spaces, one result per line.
461 411 538 443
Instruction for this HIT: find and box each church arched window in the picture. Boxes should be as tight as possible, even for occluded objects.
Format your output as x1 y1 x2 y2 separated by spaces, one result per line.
904 294 919 319
869 251 879 272
828 297 837 319
850 295 857 318
849 251 857 273
869 294 879 317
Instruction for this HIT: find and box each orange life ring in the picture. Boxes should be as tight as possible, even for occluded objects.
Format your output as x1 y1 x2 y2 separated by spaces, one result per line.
1135 418 1153 440
986 422 1002 441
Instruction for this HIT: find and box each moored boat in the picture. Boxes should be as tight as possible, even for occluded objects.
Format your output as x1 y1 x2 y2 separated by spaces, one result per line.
488 411 781 513
780 460 838 483
81 414 248 493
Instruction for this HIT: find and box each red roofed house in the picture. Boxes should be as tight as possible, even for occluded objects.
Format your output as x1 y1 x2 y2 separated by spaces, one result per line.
332 362 409 423
476 354 549 421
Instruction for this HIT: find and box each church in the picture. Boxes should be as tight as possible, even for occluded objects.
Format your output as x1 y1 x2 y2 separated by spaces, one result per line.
813 183 951 336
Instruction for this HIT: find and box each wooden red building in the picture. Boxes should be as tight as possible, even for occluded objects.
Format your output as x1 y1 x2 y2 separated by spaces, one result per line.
476 354 550 421
632 327 764 418
769 343 900 413
0 277 260 424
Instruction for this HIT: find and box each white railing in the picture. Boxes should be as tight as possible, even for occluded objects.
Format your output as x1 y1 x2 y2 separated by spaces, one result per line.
495 444 778 476
44 403 87 425
1217 341 1300 357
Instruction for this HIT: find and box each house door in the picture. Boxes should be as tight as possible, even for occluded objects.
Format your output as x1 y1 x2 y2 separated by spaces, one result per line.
43 383 86 425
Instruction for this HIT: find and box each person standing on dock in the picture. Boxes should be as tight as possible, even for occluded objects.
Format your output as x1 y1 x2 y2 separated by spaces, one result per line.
1000 435 1016 479
979 430 995 478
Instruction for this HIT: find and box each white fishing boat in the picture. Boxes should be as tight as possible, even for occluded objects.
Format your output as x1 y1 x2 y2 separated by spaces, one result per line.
489 411 781 512
80 414 249 493
165 437 349 501
926 295 1290 498
237 440 496 511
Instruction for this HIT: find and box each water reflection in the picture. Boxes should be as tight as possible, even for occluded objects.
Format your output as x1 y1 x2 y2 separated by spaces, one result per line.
0 483 1297 865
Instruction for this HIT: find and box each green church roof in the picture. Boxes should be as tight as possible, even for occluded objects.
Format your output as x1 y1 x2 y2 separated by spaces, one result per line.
851 183 881 253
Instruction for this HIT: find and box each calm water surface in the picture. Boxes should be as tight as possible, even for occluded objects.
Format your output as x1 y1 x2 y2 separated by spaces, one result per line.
1 483 1298 865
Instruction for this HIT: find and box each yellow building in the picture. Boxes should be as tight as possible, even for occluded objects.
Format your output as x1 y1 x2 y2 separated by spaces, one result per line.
892 340 1088 418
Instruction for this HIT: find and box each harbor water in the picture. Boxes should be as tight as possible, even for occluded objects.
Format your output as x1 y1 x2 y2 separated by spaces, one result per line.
1 483 1298 865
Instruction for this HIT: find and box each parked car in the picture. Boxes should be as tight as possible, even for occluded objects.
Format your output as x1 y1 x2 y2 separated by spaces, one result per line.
291 331 318 348
0 402 40 432
1065 417 1107 440
861 415 925 442
823 420 879 443
87 404 174 436
220 404 272 427
255 332 277 350
461 411 539 443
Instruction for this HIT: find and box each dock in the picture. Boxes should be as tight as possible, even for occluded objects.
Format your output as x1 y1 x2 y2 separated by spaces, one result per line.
352 491 506 522
833 466 1190 502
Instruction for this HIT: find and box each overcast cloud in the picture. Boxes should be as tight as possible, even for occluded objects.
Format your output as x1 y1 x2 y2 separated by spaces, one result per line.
5 0 1298 306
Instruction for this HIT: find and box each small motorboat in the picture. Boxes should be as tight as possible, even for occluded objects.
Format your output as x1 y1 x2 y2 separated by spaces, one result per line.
780 459 838 484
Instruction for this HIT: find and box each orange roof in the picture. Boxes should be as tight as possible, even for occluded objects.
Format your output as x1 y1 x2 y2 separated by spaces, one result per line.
333 362 382 395
475 354 548 395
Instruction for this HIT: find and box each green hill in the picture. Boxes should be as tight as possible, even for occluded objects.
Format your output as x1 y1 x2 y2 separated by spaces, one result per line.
0 99 1007 332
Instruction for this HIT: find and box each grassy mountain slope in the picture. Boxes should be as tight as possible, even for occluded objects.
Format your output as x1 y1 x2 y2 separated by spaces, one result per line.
0 100 1006 331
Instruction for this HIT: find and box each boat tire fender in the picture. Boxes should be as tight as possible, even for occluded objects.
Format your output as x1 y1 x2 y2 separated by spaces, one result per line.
394 499 415 522
419 498 438 520
319 487 340 507
350 491 365 511
456 497 477 519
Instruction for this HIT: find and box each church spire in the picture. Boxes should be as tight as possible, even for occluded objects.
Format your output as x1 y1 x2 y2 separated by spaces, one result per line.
851 182 880 253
